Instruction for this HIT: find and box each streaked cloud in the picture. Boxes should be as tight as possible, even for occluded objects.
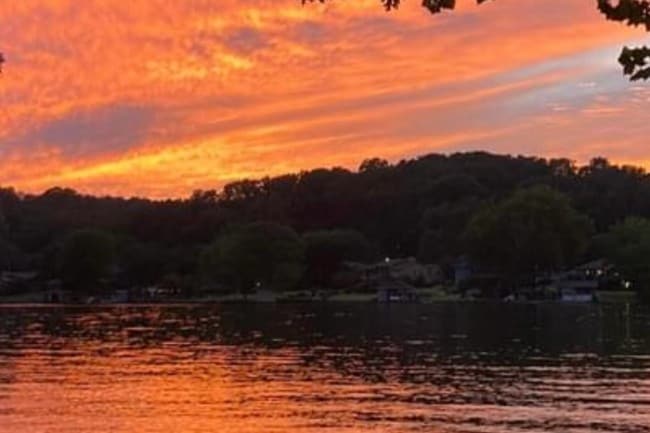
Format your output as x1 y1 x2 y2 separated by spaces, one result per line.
4 104 154 158
0 0 647 197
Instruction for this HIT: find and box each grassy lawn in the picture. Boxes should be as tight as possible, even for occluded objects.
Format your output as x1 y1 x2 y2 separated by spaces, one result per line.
326 292 377 302
595 291 637 304
416 286 461 303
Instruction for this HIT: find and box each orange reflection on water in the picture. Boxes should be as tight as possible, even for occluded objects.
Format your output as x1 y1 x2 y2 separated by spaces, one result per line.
1 305 650 433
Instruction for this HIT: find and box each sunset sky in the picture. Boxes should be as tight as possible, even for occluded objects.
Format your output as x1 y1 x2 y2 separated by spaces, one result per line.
1 0 649 198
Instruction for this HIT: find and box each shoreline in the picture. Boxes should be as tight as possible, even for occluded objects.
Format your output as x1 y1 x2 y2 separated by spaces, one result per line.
0 287 636 306
0 298 636 307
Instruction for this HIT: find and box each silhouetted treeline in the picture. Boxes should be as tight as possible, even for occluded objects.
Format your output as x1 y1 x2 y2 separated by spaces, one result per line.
2 152 650 298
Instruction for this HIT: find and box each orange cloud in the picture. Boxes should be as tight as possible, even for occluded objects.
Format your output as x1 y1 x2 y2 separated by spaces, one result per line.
0 0 648 198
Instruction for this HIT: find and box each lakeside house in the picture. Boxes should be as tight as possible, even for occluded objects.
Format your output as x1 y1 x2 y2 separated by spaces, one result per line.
528 259 624 303
345 257 443 287
452 256 626 303
452 257 505 299
343 257 436 302
551 259 615 303
376 279 419 303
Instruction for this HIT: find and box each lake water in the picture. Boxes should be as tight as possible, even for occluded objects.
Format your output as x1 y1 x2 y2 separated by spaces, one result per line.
1 303 649 433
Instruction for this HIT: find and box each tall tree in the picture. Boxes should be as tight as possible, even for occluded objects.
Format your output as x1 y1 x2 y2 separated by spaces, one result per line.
594 217 650 301
59 229 115 293
463 186 593 289
303 229 375 290
201 222 304 295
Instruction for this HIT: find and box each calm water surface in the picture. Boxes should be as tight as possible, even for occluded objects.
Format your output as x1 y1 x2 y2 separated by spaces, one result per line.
1 303 649 433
